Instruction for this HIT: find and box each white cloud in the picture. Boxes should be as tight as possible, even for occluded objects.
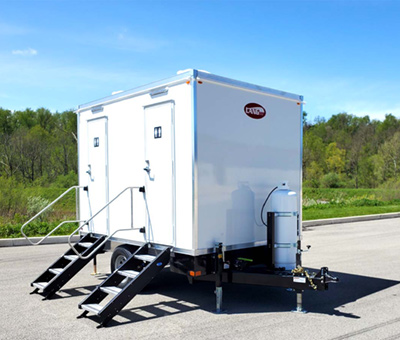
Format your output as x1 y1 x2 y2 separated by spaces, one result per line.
12 48 38 56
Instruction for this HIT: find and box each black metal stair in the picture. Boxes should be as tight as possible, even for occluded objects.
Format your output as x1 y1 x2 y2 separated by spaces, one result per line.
78 243 171 327
31 233 106 299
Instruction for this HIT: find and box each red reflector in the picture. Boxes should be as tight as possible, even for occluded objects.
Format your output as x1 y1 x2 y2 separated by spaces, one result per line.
189 270 202 277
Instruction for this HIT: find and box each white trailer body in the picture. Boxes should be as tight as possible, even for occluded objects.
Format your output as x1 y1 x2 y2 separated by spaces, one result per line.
76 70 303 256
27 70 337 326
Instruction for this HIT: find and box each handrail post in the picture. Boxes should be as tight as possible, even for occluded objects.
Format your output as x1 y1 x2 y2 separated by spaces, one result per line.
130 187 134 229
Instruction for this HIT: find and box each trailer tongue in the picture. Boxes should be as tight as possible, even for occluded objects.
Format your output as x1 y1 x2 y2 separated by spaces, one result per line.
192 243 339 314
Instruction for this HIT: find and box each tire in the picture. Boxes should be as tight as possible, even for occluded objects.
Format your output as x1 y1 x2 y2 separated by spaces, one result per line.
110 245 138 288
110 245 136 272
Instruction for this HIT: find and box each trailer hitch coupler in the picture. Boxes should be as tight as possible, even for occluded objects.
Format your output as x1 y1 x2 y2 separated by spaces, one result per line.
321 267 339 284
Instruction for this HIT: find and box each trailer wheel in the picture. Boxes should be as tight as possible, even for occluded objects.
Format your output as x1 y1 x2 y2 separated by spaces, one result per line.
111 245 136 272
111 245 138 288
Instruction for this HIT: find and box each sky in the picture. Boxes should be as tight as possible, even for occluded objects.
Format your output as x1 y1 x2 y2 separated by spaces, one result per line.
0 0 399 122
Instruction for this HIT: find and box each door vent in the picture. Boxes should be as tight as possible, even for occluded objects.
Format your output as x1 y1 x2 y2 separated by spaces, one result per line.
91 106 104 114
150 87 168 98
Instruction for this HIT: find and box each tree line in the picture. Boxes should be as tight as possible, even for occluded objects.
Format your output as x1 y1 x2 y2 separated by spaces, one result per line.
0 107 77 184
0 107 399 189
303 112 400 188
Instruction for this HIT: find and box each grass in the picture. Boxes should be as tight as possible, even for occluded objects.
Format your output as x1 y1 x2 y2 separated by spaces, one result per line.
303 205 400 220
0 221 79 239
303 188 400 220
303 187 400 202
1 186 399 238
0 182 78 239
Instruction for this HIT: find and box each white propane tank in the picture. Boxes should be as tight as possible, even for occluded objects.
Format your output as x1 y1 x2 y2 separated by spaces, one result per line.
269 181 298 270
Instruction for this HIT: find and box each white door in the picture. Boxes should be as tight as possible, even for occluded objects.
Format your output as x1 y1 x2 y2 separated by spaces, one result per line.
144 102 175 245
87 117 109 235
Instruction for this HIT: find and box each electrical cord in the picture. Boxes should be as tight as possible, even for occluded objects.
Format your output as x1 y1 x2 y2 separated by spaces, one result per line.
260 186 278 227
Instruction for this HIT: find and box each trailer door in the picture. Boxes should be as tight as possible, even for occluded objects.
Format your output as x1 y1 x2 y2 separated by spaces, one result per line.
144 102 175 245
86 117 109 235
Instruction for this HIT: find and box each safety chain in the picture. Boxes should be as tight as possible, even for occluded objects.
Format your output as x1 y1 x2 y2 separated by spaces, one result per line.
292 265 317 290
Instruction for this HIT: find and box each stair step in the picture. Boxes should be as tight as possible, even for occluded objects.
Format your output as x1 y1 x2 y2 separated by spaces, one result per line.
78 242 93 248
76 245 171 327
28 235 106 299
32 282 48 290
118 270 140 278
64 255 79 261
81 303 103 315
49 268 63 275
135 254 156 262
100 286 122 295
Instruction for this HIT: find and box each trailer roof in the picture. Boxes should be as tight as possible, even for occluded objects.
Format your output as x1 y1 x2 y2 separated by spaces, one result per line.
77 69 303 112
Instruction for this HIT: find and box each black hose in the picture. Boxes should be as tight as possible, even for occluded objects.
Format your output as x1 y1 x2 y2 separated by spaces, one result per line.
261 186 278 227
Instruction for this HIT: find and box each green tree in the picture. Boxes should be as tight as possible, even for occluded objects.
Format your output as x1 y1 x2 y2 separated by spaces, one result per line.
303 131 325 182
379 132 400 180
325 142 346 173
13 108 37 129
304 161 324 187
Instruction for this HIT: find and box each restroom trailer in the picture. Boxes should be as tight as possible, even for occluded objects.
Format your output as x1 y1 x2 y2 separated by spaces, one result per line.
25 70 337 327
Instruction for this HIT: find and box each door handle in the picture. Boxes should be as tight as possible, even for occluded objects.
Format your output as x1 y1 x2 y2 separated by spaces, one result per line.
86 164 94 181
143 160 151 174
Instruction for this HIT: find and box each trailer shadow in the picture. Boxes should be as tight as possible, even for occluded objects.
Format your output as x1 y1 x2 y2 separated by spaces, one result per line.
101 268 400 327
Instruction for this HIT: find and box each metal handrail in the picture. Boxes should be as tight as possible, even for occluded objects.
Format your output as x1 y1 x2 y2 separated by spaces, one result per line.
70 228 140 261
21 186 86 245
29 220 87 246
68 186 143 260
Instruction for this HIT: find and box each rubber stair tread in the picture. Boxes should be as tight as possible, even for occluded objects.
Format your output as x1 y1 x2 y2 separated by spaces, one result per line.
81 303 103 315
135 254 156 262
49 268 64 275
32 282 48 289
100 286 122 295
118 270 140 278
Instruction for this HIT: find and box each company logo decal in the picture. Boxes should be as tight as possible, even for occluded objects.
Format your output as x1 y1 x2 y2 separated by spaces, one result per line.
244 103 266 119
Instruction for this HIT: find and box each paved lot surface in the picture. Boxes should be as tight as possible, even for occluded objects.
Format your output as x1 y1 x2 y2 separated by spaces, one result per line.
0 219 399 340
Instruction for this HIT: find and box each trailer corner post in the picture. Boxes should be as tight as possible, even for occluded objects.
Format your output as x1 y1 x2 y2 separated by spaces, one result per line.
214 242 224 313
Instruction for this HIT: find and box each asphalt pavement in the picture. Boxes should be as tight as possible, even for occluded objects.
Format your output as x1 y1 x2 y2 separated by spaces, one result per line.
0 218 399 340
